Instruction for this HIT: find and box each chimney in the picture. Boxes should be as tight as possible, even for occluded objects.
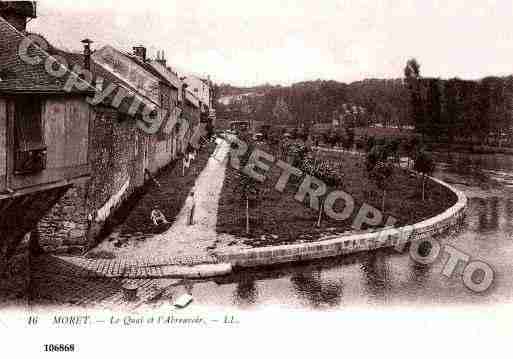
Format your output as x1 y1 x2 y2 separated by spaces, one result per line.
156 49 166 67
81 38 93 71
0 1 37 32
133 45 147 62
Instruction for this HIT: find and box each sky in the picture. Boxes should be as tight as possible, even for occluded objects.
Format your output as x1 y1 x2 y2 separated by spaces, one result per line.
27 0 513 86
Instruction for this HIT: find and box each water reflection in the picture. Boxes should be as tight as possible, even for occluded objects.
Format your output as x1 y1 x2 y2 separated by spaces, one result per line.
408 262 431 289
234 276 258 307
290 266 343 309
360 252 391 303
468 197 513 236
432 151 513 189
476 198 499 233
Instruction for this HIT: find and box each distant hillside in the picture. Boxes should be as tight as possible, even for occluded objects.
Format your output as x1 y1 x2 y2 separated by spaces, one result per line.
216 76 513 146
217 83 277 97
216 79 409 129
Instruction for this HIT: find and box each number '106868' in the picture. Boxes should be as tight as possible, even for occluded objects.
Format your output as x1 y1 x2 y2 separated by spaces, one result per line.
44 344 75 352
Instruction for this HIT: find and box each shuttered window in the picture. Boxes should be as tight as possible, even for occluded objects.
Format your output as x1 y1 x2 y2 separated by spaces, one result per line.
15 97 44 151
14 97 46 174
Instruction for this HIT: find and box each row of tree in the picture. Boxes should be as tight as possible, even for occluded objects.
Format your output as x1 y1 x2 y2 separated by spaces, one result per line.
405 58 513 146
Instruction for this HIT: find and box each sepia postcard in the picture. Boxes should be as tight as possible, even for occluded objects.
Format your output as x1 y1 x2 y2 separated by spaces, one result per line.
0 0 512 356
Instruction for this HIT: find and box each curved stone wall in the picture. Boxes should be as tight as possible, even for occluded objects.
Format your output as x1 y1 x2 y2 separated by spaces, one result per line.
215 175 467 268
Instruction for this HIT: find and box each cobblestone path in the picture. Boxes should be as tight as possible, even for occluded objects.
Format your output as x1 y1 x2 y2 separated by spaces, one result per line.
29 255 187 309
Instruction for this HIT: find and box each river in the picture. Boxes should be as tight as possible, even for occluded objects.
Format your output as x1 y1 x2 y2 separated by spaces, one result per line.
184 151 513 310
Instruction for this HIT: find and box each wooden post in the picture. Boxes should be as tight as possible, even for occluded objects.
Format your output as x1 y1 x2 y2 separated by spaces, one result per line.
316 200 324 228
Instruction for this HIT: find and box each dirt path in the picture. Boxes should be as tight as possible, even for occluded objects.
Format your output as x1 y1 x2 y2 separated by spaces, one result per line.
143 138 232 258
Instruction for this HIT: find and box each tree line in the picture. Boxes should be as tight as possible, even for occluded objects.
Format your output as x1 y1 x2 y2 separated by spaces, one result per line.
406 58 513 147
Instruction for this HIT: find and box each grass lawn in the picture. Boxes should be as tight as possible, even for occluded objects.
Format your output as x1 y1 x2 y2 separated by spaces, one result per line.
216 143 457 248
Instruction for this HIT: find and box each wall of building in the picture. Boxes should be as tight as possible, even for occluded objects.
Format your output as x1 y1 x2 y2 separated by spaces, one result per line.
37 179 90 254
152 84 182 171
151 83 173 172
92 46 160 105
184 76 211 109
38 106 148 251
9 97 90 190
182 100 201 152
86 108 147 235
176 116 190 155
168 88 180 158
93 46 181 175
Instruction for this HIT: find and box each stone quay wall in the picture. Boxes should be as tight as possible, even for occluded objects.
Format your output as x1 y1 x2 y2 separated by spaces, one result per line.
215 176 467 268
37 180 91 255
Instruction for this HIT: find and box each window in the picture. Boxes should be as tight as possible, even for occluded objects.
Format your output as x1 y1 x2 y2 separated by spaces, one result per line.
13 97 46 174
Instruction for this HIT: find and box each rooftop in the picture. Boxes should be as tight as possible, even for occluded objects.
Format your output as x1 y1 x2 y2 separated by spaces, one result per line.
122 51 178 90
0 16 94 95
51 48 158 116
